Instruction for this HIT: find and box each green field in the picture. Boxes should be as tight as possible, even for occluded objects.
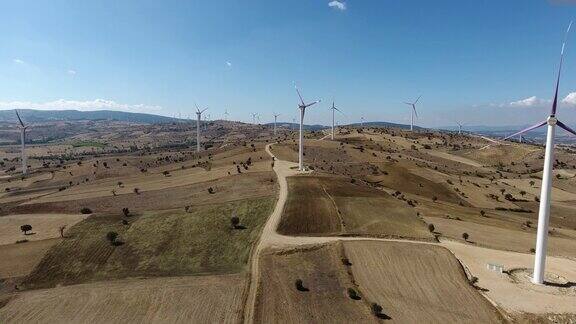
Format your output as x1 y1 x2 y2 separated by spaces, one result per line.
22 197 275 289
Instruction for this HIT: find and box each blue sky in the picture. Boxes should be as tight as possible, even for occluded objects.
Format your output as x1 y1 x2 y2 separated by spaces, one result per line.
1 0 576 127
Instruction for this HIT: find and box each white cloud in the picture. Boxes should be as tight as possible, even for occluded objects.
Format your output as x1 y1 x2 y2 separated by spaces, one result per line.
226 61 232 67
328 1 346 10
562 92 576 106
509 96 546 108
0 99 163 113
67 69 77 75
12 58 25 65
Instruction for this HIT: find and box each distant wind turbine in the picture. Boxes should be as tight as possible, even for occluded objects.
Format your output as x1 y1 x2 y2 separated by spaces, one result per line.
273 113 281 136
456 121 466 135
330 102 343 140
490 22 575 285
360 116 365 128
15 110 28 174
295 85 320 171
404 95 422 131
251 113 258 125
195 104 208 152
224 109 229 121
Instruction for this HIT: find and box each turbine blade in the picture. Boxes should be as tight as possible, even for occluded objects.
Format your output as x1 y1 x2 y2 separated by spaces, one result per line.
414 95 422 105
305 100 320 108
551 21 572 116
412 105 418 118
557 120 576 137
501 120 547 142
14 110 25 127
295 85 306 106
403 102 412 106
201 108 208 113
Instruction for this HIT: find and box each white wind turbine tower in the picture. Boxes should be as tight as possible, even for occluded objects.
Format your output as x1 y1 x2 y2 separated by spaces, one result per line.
15 110 28 175
273 113 281 136
456 121 466 135
404 95 422 131
295 85 320 171
195 104 208 152
360 116 365 128
251 113 258 125
490 22 576 285
330 101 343 140
224 109 229 121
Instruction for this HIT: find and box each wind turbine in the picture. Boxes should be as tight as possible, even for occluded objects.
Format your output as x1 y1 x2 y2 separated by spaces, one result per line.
251 113 258 125
224 109 229 121
493 22 575 285
273 113 281 136
456 121 465 135
404 95 422 131
15 110 28 175
195 104 208 152
330 102 343 140
295 85 320 171
360 116 365 128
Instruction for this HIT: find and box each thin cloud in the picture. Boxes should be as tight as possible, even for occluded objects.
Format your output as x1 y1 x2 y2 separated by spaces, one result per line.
562 92 576 106
509 96 547 108
328 1 346 11
67 69 77 76
0 99 163 113
226 61 232 67
12 58 25 65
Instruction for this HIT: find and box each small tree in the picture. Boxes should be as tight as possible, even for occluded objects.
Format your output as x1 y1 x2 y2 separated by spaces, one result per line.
480 210 486 217
80 207 92 214
295 279 307 291
20 224 32 235
106 231 118 245
529 180 535 187
371 303 383 317
347 288 361 300
231 214 240 229
133 188 140 194
122 208 130 217
428 224 435 233
59 225 66 238
462 232 469 241
520 190 527 197
432 196 438 202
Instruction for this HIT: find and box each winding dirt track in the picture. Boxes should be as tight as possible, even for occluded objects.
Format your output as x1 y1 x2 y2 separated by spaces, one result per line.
243 144 576 323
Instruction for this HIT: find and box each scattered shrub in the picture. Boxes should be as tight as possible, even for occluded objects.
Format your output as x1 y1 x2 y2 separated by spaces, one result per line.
80 207 92 214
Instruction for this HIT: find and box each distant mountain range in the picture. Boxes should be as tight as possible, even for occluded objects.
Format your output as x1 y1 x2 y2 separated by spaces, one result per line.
0 109 178 124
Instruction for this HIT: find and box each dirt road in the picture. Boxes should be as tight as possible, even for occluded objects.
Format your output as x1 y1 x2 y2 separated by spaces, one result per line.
242 144 576 323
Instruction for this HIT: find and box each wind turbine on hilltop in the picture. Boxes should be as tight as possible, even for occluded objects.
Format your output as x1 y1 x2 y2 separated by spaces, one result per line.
295 85 320 171
224 109 229 121
15 110 28 175
330 101 343 140
195 104 208 152
251 113 258 125
456 121 466 135
489 22 576 285
404 95 421 131
273 113 281 136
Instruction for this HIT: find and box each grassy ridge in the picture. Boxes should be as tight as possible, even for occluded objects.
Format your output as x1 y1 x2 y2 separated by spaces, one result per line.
22 197 275 290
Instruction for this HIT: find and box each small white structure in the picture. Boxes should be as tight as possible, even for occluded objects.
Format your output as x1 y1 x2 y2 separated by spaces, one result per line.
487 263 504 274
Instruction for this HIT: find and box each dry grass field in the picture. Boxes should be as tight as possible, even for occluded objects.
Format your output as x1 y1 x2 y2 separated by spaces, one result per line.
278 175 433 240
0 214 87 245
254 243 375 323
0 239 60 279
1 274 245 323
343 240 505 323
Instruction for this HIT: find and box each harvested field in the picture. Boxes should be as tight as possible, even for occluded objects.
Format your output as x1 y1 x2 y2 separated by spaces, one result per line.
9 171 276 215
0 239 60 279
0 274 245 323
343 240 505 323
0 214 87 245
278 176 433 240
254 243 375 323
22 197 275 289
